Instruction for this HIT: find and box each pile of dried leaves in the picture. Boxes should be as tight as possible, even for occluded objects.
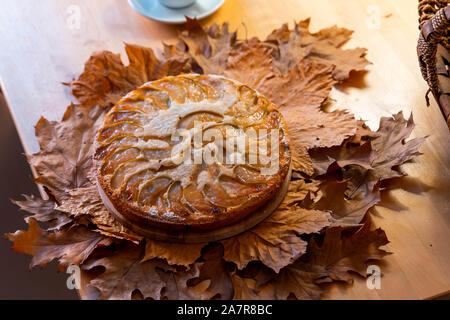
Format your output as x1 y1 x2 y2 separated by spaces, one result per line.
5 18 424 300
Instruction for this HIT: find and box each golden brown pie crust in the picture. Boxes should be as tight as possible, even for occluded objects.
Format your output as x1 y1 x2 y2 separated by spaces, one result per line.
94 74 291 231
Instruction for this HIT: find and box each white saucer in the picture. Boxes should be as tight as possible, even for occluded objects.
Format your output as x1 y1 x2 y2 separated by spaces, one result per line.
128 0 226 24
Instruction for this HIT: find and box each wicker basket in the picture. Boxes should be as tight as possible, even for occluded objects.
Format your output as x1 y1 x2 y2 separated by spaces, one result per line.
417 0 450 129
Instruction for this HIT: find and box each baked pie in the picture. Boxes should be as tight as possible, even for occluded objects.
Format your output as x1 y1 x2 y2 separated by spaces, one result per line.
94 74 291 232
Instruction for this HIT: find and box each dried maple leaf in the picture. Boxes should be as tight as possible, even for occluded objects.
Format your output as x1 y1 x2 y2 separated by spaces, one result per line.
83 242 170 300
302 179 380 226
57 186 104 219
66 51 125 107
222 206 332 272
311 47 369 82
143 240 206 269
224 38 337 112
29 104 106 203
281 179 321 207
304 112 424 201
163 41 189 60
284 108 356 176
260 64 357 159
5 219 113 271
291 146 315 176
57 185 142 243
66 44 190 107
224 38 356 174
284 109 357 151
232 259 323 300
179 17 237 75
259 61 337 114
224 38 275 89
124 43 186 83
11 194 71 231
162 40 198 74
265 19 370 81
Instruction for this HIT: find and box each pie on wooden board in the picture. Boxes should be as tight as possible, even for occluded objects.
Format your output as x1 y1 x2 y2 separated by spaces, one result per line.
94 74 291 232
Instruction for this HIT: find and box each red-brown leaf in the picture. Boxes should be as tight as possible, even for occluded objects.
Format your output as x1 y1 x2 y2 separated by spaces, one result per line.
265 19 370 81
222 206 332 272
66 44 190 107
5 219 113 271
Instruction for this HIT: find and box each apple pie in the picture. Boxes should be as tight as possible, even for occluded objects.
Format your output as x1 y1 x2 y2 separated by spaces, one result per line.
94 74 291 232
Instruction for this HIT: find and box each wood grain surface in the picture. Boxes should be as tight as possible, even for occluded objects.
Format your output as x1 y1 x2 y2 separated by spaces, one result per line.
0 0 449 299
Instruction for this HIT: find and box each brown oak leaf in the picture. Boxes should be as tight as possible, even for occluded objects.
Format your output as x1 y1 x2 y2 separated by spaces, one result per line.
143 240 206 269
222 207 332 272
83 242 171 300
343 112 425 197
371 112 424 178
5 219 113 271
301 221 390 283
11 195 71 231
231 273 261 300
157 264 210 299
192 243 234 300
302 179 380 226
255 221 389 299
265 19 370 81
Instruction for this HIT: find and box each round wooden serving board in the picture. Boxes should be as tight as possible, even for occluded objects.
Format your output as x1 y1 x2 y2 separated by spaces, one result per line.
98 165 292 243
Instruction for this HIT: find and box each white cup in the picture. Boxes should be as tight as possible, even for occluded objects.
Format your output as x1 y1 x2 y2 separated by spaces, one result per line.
158 0 196 9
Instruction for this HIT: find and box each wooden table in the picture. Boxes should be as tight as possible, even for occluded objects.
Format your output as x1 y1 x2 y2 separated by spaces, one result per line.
0 0 449 300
